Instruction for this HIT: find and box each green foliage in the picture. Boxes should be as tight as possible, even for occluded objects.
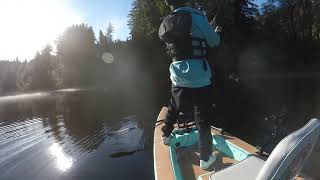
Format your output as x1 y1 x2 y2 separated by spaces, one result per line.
106 22 114 43
129 0 169 40
16 45 57 91
313 1 320 40
29 46 56 90
99 30 108 50
16 60 29 91
0 60 21 94
260 0 281 38
1 23 117 95
261 0 320 42
56 24 98 87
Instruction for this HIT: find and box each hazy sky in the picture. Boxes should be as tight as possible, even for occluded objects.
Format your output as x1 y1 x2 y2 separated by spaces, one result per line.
65 0 133 40
0 0 265 61
0 0 133 60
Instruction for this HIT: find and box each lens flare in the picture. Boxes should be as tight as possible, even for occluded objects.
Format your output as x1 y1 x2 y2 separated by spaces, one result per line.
102 52 115 64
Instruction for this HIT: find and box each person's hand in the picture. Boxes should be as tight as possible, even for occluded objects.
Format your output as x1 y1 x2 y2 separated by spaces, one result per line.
215 26 222 33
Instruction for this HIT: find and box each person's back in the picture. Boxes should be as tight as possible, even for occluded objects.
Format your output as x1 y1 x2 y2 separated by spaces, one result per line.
159 0 221 170
159 5 220 88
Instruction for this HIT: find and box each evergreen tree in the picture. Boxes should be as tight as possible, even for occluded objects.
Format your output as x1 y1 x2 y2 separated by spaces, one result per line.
99 30 108 49
16 60 30 91
25 45 56 90
129 0 168 40
106 22 114 43
0 61 21 94
56 24 98 87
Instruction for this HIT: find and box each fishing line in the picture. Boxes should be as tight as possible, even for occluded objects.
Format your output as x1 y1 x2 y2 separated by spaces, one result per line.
212 0 229 23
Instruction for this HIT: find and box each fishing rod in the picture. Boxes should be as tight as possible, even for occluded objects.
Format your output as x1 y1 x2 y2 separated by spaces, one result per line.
193 0 229 25
195 0 241 84
212 0 229 23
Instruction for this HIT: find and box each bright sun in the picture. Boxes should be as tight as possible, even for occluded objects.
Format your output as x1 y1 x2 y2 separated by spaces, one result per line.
0 0 82 60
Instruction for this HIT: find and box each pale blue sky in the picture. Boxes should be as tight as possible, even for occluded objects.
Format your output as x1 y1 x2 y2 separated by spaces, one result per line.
65 0 134 40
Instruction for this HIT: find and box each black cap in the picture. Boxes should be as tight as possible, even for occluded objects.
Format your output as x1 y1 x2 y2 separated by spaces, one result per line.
165 0 190 11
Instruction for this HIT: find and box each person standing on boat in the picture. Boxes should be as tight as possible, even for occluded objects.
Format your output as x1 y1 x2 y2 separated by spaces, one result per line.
159 0 221 170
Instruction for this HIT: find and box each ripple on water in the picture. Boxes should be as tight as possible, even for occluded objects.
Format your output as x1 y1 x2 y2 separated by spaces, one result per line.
0 112 149 180
0 117 74 177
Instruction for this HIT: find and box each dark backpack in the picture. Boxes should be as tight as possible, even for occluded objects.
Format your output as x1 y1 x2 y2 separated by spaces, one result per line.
159 10 208 70
159 11 192 44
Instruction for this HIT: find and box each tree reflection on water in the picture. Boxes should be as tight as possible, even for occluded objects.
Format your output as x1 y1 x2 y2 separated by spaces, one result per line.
0 90 154 180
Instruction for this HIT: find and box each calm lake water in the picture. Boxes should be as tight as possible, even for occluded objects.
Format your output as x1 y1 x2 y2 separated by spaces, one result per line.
0 89 158 180
1 75 320 180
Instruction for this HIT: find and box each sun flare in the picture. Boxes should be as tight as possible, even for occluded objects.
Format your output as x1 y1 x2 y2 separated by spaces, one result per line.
0 0 82 60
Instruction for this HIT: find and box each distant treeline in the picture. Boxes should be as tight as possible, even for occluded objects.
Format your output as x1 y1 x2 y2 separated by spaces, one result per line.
1 0 320 95
0 23 127 95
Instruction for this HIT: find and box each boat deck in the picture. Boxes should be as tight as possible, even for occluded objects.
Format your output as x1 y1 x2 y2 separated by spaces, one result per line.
154 107 260 180
154 107 318 180
176 145 237 180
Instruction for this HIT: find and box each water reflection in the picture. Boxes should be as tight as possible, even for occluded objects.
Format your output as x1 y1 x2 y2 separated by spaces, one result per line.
0 91 154 180
107 117 144 157
49 143 73 172
0 76 318 179
0 92 49 103
56 88 83 92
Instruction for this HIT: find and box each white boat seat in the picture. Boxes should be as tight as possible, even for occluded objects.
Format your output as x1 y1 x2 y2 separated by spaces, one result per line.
208 118 320 180
209 156 265 180
256 118 320 180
